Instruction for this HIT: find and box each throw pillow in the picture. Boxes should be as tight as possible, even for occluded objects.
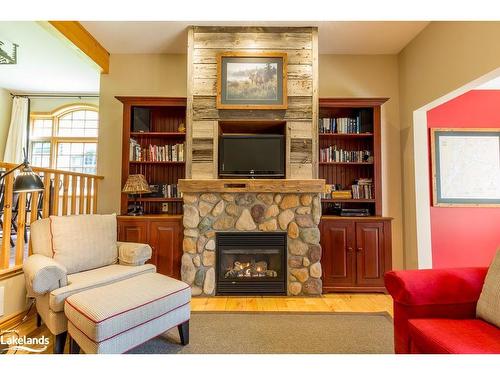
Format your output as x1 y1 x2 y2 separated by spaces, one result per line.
476 250 500 328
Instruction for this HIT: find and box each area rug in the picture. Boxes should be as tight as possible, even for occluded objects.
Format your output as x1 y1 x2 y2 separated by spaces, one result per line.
128 311 394 354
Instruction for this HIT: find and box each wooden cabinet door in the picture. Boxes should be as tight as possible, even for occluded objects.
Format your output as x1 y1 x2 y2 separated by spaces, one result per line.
150 220 182 279
117 220 149 244
355 222 386 287
320 220 356 289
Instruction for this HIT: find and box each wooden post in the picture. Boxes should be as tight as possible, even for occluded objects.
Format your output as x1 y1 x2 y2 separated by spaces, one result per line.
86 177 92 214
71 175 77 215
92 178 98 214
15 192 27 265
28 191 39 255
79 176 85 214
1 174 13 269
62 174 70 216
52 173 61 216
42 173 51 218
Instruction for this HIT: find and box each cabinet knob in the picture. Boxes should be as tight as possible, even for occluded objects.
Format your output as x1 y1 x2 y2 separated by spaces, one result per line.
347 247 354 253
356 247 363 252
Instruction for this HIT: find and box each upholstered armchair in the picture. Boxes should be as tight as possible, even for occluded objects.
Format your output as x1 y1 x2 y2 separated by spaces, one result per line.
23 214 156 353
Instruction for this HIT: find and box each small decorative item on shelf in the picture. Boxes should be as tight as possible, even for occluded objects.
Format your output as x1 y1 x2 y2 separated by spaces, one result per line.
177 122 186 133
122 174 151 216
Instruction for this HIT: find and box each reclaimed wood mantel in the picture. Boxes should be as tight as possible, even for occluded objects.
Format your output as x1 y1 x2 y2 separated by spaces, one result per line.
178 179 326 193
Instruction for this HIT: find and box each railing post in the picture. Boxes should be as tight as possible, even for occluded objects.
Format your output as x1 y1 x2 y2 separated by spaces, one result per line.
62 174 70 216
1 173 13 269
15 192 27 265
71 175 77 215
79 176 85 214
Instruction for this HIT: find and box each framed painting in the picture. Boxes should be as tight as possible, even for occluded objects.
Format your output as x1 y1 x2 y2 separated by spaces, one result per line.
431 128 500 206
216 52 288 110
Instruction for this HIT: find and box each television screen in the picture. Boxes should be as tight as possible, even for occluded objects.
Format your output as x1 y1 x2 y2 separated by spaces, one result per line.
219 135 285 177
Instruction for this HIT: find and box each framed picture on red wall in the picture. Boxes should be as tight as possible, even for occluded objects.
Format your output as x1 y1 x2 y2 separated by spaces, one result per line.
431 128 500 206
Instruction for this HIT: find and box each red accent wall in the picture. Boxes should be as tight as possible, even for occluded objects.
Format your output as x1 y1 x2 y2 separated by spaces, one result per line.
427 90 500 268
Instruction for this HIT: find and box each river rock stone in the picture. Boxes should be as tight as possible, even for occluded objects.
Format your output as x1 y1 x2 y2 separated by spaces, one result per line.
225 203 240 217
183 205 200 228
278 209 294 230
198 216 213 233
274 194 282 204
257 193 274 205
289 275 297 282
183 194 198 204
191 286 202 296
295 214 315 228
200 193 219 204
205 230 215 238
194 269 205 286
205 239 215 250
199 201 214 217
296 206 311 215
312 195 321 225
212 200 225 217
289 282 302 296
289 239 308 256
303 278 322 295
265 204 279 218
310 262 322 278
288 256 303 268
250 204 265 223
197 236 207 253
300 194 313 206
213 216 235 230
203 268 215 295
181 254 195 284
259 219 277 231
236 209 257 230
287 221 299 239
300 228 320 244
183 237 196 253
221 193 235 202
309 244 322 263
202 250 215 266
290 268 309 283
280 194 299 209
303 257 310 267
184 228 199 237
236 193 254 206
193 255 201 267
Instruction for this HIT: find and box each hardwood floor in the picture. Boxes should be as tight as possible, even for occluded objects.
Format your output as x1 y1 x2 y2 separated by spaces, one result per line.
3 293 392 354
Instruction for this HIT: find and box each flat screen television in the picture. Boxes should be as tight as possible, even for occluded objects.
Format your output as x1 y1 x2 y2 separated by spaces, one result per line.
219 134 285 178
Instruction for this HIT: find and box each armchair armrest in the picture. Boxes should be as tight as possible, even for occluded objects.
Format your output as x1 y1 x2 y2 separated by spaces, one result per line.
385 267 488 306
384 267 488 354
23 254 68 297
117 241 152 266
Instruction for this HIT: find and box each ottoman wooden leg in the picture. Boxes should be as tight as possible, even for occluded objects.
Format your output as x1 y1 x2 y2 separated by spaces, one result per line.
54 332 67 354
178 321 189 345
69 336 81 354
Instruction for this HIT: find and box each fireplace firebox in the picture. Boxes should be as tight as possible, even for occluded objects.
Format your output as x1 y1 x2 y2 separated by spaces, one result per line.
216 232 287 295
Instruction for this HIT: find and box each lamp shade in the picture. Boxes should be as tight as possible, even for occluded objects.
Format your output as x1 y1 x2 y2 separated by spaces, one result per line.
122 174 151 194
13 165 44 193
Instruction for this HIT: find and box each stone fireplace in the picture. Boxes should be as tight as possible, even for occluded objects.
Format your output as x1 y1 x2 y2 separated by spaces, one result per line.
179 181 324 296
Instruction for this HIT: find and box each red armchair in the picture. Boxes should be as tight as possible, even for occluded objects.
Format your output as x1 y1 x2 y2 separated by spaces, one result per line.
385 267 500 354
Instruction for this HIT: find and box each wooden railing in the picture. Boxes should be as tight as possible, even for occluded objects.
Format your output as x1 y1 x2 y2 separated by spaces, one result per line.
0 162 104 271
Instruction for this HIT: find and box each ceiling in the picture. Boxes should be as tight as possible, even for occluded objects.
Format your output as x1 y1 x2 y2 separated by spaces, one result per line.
81 21 429 55
0 21 100 93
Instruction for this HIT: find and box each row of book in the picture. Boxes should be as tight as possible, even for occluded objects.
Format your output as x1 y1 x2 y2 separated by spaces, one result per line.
320 146 372 163
141 183 182 199
351 178 374 200
130 139 185 162
319 117 362 134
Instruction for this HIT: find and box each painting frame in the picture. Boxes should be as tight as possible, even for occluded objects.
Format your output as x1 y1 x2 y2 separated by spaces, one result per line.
431 128 500 207
216 51 288 110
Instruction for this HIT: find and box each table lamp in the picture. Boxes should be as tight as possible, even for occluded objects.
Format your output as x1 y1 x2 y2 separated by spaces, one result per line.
122 174 151 216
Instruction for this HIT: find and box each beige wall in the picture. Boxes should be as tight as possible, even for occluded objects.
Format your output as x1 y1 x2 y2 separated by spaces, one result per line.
319 55 403 269
398 22 500 268
0 88 13 158
0 274 27 320
97 54 187 214
30 97 99 113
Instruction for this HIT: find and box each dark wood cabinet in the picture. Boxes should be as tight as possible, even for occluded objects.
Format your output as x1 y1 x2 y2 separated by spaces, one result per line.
117 215 183 279
320 217 392 292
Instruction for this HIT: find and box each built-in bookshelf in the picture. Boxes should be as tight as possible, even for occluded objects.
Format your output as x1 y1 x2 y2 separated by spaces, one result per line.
318 98 388 216
118 97 187 215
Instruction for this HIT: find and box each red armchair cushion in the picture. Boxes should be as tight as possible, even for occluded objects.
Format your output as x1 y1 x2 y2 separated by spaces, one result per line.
409 319 500 354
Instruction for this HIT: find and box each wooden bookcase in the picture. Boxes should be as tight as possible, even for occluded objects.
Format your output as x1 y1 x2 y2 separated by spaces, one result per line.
118 97 187 215
318 98 388 216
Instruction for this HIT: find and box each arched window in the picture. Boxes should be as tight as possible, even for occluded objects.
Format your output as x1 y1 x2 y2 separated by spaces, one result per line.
30 105 99 174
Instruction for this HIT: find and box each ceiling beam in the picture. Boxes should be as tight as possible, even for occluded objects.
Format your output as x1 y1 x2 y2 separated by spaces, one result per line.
48 21 109 74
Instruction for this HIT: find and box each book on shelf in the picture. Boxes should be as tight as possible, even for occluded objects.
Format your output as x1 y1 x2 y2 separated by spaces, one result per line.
331 190 353 199
140 183 183 199
129 139 185 162
320 146 372 163
351 178 374 200
319 116 360 134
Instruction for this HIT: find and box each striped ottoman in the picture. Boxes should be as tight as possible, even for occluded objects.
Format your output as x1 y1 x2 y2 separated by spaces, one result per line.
64 273 191 354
